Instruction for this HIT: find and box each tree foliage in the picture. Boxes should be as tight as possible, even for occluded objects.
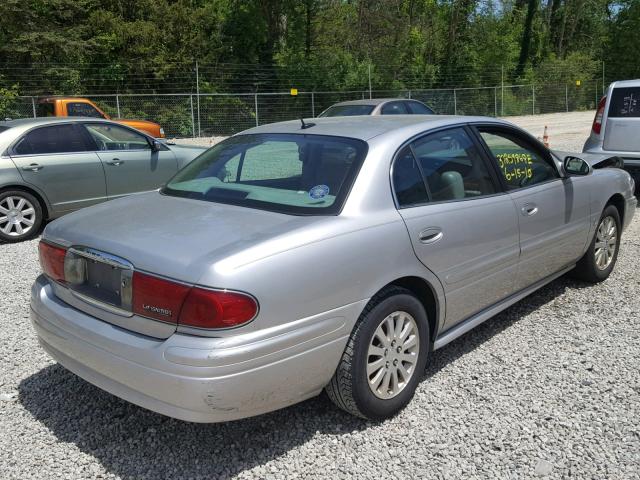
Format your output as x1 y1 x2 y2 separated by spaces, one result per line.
0 0 636 95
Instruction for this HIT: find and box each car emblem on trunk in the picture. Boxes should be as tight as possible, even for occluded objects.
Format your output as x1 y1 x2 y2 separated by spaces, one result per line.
142 304 172 317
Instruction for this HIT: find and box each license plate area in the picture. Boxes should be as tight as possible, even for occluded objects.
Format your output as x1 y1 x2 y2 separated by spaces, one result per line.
65 247 133 316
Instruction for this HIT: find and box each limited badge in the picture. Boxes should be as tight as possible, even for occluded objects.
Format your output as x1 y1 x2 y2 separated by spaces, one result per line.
309 184 330 199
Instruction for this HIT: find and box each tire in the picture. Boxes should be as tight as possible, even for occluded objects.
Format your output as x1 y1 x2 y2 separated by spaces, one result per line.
0 189 43 243
572 204 621 283
325 286 430 420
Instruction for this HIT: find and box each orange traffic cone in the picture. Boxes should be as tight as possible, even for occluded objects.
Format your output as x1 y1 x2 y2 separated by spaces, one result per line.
542 126 549 147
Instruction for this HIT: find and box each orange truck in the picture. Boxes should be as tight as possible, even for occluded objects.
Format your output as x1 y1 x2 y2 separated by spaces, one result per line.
36 97 165 138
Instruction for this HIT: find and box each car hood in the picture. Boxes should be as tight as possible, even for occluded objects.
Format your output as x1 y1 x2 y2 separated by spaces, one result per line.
43 192 322 284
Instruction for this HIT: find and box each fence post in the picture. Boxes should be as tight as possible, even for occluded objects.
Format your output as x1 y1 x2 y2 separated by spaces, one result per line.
532 85 535 115
565 84 569 112
195 61 201 136
368 63 372 99
494 87 498 117
31 97 36 118
116 94 121 118
453 89 457 115
190 94 195 138
254 93 259 126
501 65 504 116
407 90 412 99
311 92 315 118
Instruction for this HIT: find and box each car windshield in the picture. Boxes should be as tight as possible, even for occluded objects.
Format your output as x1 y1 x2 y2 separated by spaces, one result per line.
319 105 375 117
162 133 368 215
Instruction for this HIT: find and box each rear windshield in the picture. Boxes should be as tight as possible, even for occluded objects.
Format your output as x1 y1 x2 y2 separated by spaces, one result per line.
319 105 375 117
608 87 640 118
162 133 368 215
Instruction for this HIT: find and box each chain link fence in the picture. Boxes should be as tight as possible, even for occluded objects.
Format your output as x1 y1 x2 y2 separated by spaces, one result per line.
2 80 603 138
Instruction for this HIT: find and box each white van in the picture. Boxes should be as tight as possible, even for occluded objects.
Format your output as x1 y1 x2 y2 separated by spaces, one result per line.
583 79 640 192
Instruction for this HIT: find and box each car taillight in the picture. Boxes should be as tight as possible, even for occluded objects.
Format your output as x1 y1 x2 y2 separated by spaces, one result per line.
132 272 190 323
178 288 258 329
131 272 258 329
592 96 606 134
38 241 67 282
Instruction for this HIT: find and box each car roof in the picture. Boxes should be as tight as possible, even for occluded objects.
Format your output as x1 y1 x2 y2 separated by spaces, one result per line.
610 79 640 89
327 98 421 107
0 117 113 128
240 115 507 141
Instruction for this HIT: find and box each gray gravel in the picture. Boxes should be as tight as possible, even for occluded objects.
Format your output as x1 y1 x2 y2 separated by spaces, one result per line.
1 122 639 478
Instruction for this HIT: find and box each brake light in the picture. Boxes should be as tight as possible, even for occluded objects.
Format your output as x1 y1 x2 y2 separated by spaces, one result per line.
38 241 67 282
132 272 190 323
592 96 606 134
178 288 258 329
131 272 258 329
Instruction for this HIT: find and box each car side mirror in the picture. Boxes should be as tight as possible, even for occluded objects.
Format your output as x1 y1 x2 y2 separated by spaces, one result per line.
150 139 162 152
563 156 590 176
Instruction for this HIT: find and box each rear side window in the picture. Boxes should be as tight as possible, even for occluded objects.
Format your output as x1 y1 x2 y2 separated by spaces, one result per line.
381 102 409 115
406 101 434 114
412 128 496 201
13 124 89 155
36 103 55 117
67 102 105 118
608 87 640 118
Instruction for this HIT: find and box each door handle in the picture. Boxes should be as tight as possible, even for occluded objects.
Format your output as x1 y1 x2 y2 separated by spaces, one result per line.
106 158 124 166
21 163 43 172
521 204 538 216
418 228 443 244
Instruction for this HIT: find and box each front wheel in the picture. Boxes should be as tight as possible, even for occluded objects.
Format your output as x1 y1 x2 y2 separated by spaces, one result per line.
572 205 621 283
325 286 430 420
0 190 43 243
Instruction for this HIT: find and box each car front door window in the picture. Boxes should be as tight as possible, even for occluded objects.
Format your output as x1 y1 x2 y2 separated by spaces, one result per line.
478 130 558 189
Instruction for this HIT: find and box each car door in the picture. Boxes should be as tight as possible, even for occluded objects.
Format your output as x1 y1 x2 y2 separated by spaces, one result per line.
9 123 106 214
393 126 521 329
475 125 591 290
83 123 178 199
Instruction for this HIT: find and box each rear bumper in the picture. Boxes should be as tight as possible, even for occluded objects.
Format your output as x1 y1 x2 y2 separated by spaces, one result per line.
30 275 362 422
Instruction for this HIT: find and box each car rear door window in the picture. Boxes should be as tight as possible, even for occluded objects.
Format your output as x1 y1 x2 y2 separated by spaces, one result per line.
84 123 150 151
381 102 409 115
67 102 105 118
478 129 558 189
410 128 497 201
405 101 434 114
12 124 90 155
392 146 429 207
607 87 640 118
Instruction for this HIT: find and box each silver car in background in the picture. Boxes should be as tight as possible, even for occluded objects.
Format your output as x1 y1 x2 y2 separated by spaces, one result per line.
31 116 635 422
318 98 434 117
584 79 640 192
0 118 205 242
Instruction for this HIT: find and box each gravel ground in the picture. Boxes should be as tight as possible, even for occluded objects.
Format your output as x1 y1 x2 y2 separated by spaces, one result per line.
1 114 639 479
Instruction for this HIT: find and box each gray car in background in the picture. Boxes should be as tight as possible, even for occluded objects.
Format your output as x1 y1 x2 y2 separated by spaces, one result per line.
318 98 435 117
583 79 640 192
0 118 205 242
31 115 635 422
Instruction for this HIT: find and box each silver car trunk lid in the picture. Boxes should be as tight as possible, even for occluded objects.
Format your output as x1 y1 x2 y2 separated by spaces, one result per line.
44 191 321 338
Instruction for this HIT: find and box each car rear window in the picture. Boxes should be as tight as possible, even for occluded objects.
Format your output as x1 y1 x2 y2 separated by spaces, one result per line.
319 105 375 117
608 87 640 118
163 133 368 215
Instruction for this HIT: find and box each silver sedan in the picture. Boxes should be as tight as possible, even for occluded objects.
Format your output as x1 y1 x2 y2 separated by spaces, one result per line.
30 115 636 422
0 118 205 242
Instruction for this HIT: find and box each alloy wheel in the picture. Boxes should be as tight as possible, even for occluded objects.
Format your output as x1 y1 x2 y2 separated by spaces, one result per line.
594 215 617 271
366 311 420 400
0 195 36 237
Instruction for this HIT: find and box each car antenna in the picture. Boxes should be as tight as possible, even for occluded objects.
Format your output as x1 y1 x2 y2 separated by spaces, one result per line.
300 118 315 129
